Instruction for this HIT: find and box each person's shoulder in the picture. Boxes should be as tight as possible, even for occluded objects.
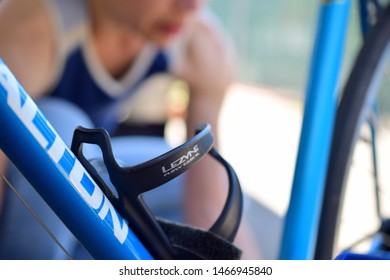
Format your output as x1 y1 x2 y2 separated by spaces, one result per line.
0 0 53 57
0 0 56 97
0 0 51 45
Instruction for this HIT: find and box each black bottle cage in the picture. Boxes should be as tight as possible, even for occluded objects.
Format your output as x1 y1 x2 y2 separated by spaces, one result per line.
71 123 243 259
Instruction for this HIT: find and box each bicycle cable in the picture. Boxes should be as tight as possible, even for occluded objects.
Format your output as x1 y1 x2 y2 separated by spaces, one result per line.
0 173 73 260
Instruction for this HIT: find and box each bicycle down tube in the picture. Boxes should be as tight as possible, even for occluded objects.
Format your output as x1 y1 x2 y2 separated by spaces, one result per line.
0 60 153 260
280 0 351 259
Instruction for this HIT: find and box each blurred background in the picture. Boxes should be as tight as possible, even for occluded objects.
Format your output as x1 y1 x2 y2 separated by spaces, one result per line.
203 0 380 259
208 0 362 92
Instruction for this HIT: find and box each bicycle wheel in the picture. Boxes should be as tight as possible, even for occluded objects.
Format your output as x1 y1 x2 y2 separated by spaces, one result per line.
315 4 390 260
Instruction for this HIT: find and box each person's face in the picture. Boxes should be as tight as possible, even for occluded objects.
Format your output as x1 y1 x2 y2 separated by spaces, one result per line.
99 0 205 45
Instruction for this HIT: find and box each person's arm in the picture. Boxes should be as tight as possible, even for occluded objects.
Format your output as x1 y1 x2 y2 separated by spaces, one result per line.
172 9 232 226
172 11 260 259
0 0 55 98
0 0 55 214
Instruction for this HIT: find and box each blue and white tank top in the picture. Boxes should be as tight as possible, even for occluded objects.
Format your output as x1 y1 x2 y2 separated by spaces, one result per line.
45 0 171 132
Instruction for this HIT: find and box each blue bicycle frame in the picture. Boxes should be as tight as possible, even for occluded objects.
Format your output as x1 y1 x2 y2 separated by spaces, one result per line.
0 60 153 260
280 0 351 259
0 0 366 260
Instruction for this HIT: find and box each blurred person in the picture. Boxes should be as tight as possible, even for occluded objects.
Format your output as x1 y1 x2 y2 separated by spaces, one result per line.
0 0 260 259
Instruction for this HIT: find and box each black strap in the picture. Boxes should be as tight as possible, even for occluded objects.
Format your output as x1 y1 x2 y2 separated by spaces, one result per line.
208 148 243 242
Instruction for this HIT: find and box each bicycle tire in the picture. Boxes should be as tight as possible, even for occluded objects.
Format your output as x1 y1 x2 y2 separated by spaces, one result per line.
315 4 390 260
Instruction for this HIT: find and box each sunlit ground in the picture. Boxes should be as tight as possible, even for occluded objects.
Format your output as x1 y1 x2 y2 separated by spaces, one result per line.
219 83 301 259
219 82 390 259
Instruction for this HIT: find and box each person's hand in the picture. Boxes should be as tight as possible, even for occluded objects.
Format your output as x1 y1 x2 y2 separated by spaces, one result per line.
174 18 234 98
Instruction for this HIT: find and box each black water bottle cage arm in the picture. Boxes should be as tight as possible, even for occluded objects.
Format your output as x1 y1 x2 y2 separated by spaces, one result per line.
71 123 243 259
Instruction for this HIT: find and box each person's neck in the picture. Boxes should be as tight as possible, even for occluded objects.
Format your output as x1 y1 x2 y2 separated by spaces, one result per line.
89 4 145 79
93 26 145 79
